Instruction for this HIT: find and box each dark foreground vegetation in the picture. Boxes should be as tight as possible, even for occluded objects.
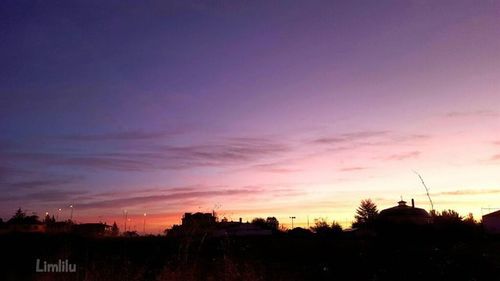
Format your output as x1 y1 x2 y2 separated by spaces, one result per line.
2 228 500 281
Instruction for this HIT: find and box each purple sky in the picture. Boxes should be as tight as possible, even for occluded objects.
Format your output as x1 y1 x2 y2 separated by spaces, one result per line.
1 1 500 231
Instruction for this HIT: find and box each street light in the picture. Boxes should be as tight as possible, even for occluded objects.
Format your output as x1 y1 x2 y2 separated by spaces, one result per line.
143 213 147 234
57 208 62 221
69 205 74 221
289 216 296 229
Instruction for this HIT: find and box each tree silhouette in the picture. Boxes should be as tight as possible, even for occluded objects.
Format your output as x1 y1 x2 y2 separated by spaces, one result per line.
9 208 26 223
251 217 280 230
353 199 378 228
431 209 480 235
311 218 329 233
266 217 279 230
251 217 267 228
311 218 343 235
331 221 343 233
432 209 461 220
8 208 40 224
123 230 139 237
44 214 56 225
464 212 476 225
111 221 119 236
441 209 462 220
431 209 463 225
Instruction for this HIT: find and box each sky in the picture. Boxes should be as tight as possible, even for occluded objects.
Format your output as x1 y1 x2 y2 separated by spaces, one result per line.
1 0 500 233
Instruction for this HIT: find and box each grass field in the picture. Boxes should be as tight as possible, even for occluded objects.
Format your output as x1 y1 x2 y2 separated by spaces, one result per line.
2 229 500 281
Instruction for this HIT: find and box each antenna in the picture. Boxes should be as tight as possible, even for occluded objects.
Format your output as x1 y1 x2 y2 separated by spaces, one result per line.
413 170 434 211
481 207 500 216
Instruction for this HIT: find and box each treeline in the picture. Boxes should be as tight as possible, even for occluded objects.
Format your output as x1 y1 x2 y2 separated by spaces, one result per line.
1 199 485 237
240 199 483 236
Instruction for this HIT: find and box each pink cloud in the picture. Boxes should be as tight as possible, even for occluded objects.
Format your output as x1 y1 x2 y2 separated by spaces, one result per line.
386 151 420 161
339 167 367 172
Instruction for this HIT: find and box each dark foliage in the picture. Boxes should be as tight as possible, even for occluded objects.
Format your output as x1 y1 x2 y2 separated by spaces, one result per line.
265 217 279 231
1 229 499 281
44 214 56 225
123 231 139 237
251 217 280 231
7 208 40 225
111 222 119 236
310 219 343 236
353 199 379 228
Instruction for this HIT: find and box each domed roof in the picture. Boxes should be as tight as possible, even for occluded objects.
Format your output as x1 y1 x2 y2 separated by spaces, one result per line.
380 200 430 217
379 200 431 225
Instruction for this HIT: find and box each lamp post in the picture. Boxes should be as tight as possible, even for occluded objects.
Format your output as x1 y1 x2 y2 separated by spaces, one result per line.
143 213 147 234
289 216 296 229
57 208 62 221
123 210 128 232
69 205 74 221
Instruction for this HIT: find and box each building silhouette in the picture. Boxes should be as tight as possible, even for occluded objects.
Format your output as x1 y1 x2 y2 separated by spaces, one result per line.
379 199 432 225
482 210 500 234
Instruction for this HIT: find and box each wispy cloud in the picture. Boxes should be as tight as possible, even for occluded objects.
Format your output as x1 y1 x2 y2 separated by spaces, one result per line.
445 110 498 118
490 154 500 161
60 130 181 141
2 130 429 177
0 189 89 202
385 151 420 161
0 184 305 213
251 163 302 174
434 189 500 196
339 166 367 172
5 178 80 190
157 138 290 165
312 130 390 144
91 186 199 198
73 186 282 210
311 130 429 148
1 137 291 172
0 166 33 181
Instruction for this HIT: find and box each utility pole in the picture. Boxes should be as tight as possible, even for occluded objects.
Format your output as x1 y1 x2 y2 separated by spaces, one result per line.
289 216 296 229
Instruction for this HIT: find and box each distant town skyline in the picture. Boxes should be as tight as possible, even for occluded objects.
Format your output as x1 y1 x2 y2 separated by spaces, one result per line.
1 1 500 232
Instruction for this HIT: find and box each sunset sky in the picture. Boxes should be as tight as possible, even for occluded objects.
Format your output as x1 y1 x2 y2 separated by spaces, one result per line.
1 0 500 233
